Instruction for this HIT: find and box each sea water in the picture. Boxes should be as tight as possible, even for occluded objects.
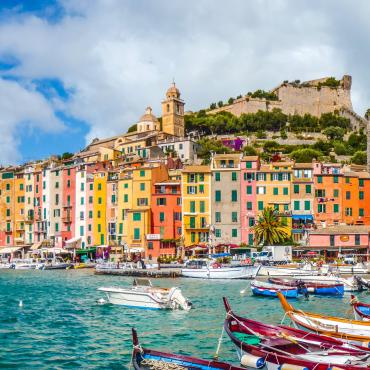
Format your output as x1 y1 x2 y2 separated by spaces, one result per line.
0 269 368 369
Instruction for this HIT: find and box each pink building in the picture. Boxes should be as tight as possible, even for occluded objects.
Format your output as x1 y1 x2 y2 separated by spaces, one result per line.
85 167 95 248
61 166 76 246
306 226 370 259
240 156 260 245
106 171 118 246
33 169 44 243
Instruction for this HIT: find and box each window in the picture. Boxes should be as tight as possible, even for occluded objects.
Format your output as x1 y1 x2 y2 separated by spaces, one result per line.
333 176 338 183
111 195 116 204
6 209 10 217
317 204 326 213
246 201 253 210
359 191 364 200
97 211 101 218
257 173 266 181
191 232 195 243
359 179 364 187
140 170 145 177
137 198 148 206
98 224 101 232
215 172 220 182
215 229 221 238
124 194 128 202
360 208 364 217
159 212 165 222
293 184 299 194
330 235 335 246
231 229 237 238
133 212 141 221
283 187 288 196
231 172 237 181
249 218 255 227
305 185 311 194
317 176 322 184
6 184 10 191
80 226 84 237
315 189 326 197
199 174 204 182
244 173 255 181
345 177 350 184
55 223 59 232
304 201 310 211
199 185 204 193
189 217 195 229
98 183 102 191
246 161 252 169
257 186 266 195
98 197 102 204
294 201 300 211
231 190 237 202
246 185 252 195
187 186 197 194
20 183 24 191
215 212 221 222
333 189 339 198
157 198 166 206
124 183 128 189
133 228 140 240
231 212 238 222
258 201 264 211
89 211 93 219
200 201 205 213
346 191 351 200
345 207 352 216
355 234 360 246
90 183 93 191
273 187 278 195
140 183 145 191
248 234 254 245
81 197 84 205
215 190 221 202
190 201 196 213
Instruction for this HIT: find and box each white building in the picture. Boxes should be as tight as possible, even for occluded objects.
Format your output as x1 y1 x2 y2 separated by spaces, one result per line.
73 165 87 249
157 137 199 162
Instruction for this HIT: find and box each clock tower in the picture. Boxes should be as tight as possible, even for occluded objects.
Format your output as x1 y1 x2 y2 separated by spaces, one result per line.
161 82 185 137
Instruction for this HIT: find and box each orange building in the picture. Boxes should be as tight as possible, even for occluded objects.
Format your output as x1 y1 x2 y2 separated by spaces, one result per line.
150 180 182 260
342 172 360 225
358 173 370 225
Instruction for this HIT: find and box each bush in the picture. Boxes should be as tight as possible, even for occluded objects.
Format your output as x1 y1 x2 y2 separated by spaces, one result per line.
217 101 224 108
280 129 288 139
250 89 278 101
210 103 217 109
256 130 267 139
290 148 322 163
351 151 367 165
127 124 137 133
333 142 347 156
228 97 235 104
318 77 341 89
243 146 258 156
323 126 346 141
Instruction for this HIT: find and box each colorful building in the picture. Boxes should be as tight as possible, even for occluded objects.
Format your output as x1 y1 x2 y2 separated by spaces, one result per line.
61 166 76 246
93 170 107 246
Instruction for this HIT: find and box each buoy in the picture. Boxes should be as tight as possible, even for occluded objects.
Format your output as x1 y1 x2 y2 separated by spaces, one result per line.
97 298 107 305
240 289 246 294
278 364 309 370
19 300 23 307
240 354 265 368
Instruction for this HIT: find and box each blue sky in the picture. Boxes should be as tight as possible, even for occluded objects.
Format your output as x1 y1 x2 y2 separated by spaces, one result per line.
0 0 369 165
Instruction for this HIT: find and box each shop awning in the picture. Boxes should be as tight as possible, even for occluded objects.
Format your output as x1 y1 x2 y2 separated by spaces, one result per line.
129 247 144 253
292 215 314 220
65 237 82 247
0 246 22 254
31 242 42 250
95 245 110 249
44 248 72 254
76 247 96 255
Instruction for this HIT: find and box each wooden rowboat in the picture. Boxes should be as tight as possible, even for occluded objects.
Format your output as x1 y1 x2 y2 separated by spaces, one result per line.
223 297 370 370
269 277 344 296
277 291 370 344
131 328 245 369
251 280 299 298
351 295 370 321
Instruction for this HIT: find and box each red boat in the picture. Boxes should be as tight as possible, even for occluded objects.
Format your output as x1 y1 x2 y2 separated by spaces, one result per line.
223 297 370 370
131 328 246 369
351 295 370 321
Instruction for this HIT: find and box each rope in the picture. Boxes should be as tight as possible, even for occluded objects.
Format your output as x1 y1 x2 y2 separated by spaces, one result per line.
214 325 225 360
140 358 186 369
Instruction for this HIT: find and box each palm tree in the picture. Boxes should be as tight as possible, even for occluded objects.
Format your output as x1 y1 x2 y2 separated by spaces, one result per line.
252 207 290 246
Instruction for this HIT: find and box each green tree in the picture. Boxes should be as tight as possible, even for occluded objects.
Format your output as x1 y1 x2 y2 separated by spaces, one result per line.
210 103 217 110
243 146 258 156
61 152 74 160
351 151 367 165
323 126 345 141
127 124 137 133
217 101 224 108
318 77 340 89
197 138 231 164
365 109 370 120
228 97 235 104
290 148 322 163
333 142 347 156
250 89 278 101
252 207 290 246
319 113 350 129
348 132 367 151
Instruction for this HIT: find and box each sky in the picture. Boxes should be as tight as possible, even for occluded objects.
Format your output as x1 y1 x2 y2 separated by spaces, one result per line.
0 0 369 165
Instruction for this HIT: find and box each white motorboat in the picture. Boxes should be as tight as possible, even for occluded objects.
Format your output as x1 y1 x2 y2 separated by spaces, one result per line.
98 278 192 310
0 261 12 269
321 263 369 275
181 259 260 279
294 274 360 292
12 259 37 269
257 263 319 277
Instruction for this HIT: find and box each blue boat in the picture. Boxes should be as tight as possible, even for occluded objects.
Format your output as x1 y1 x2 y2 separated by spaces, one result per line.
251 280 299 298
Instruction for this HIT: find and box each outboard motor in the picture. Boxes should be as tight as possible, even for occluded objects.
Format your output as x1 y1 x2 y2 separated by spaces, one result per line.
168 287 192 311
296 280 309 298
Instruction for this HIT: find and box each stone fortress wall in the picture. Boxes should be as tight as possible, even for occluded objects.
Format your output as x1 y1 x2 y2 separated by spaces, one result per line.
209 75 367 131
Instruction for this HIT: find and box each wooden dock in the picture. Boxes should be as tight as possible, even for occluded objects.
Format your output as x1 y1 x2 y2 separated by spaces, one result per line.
94 267 182 278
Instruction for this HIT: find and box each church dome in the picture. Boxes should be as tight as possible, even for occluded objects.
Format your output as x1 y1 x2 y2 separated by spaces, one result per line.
139 107 159 124
166 82 180 98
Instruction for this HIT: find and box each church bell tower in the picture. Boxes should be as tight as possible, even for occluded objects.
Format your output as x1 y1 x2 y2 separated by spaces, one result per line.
161 82 185 137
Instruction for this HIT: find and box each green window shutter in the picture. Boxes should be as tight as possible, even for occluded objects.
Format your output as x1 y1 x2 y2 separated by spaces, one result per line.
278 173 283 181
294 201 300 211
215 212 221 222
293 184 299 194
231 190 237 202
248 218 255 227
140 170 145 177
231 172 237 181
140 183 145 191
246 185 252 195
359 208 364 217
231 212 238 222
215 190 221 202
199 184 204 193
190 201 195 213
304 201 310 211
345 177 350 184
346 191 351 200
359 179 364 187
134 228 140 239
333 204 339 213
189 217 195 229
258 201 264 211
283 187 288 195
246 201 252 210
317 176 322 184
215 172 220 181
124 194 128 202
333 176 338 183
305 185 311 194
89 211 93 219
119 223 123 234
133 212 141 221
232 229 237 238
246 162 252 169
90 183 93 190
98 224 101 232
359 191 364 200
55 223 59 232
159 212 165 222
200 201 205 213
111 195 116 203
273 187 278 195
191 232 196 243
248 234 254 245
215 229 221 238
333 189 339 198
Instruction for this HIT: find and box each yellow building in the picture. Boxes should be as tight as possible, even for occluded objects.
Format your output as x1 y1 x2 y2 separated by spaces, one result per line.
0 169 16 246
93 171 107 246
24 166 35 244
14 171 26 245
161 83 185 137
117 164 168 256
255 161 293 229
181 165 211 247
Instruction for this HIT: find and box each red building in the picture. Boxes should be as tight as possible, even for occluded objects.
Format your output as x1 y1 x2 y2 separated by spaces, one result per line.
33 168 44 243
150 180 182 260
61 166 76 246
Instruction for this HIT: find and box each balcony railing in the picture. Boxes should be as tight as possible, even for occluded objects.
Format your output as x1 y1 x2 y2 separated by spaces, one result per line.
185 222 209 230
62 216 72 223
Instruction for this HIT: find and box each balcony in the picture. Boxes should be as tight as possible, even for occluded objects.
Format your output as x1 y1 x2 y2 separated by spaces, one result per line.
276 211 292 217
185 222 209 230
62 216 72 223
25 215 34 223
63 203 72 208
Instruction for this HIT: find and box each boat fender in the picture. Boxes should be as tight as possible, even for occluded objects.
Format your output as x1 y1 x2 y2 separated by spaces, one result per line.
278 364 309 370
240 354 265 368
361 341 370 348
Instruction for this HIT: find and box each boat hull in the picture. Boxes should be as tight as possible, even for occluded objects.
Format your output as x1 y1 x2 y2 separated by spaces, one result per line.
181 265 260 279
296 275 358 292
258 266 318 277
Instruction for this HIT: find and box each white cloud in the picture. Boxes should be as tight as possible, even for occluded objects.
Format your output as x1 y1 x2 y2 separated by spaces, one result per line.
0 78 64 164
0 0 369 163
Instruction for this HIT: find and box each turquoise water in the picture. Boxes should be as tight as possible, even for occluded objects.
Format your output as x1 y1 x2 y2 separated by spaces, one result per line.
1 270 370 369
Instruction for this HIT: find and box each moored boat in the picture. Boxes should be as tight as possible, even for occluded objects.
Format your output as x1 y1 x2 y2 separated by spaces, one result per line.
350 295 370 321
251 279 299 298
181 258 260 279
98 278 192 310
321 263 369 275
131 328 245 370
258 263 319 277
277 291 370 344
223 297 370 370
296 274 360 292
269 277 344 296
